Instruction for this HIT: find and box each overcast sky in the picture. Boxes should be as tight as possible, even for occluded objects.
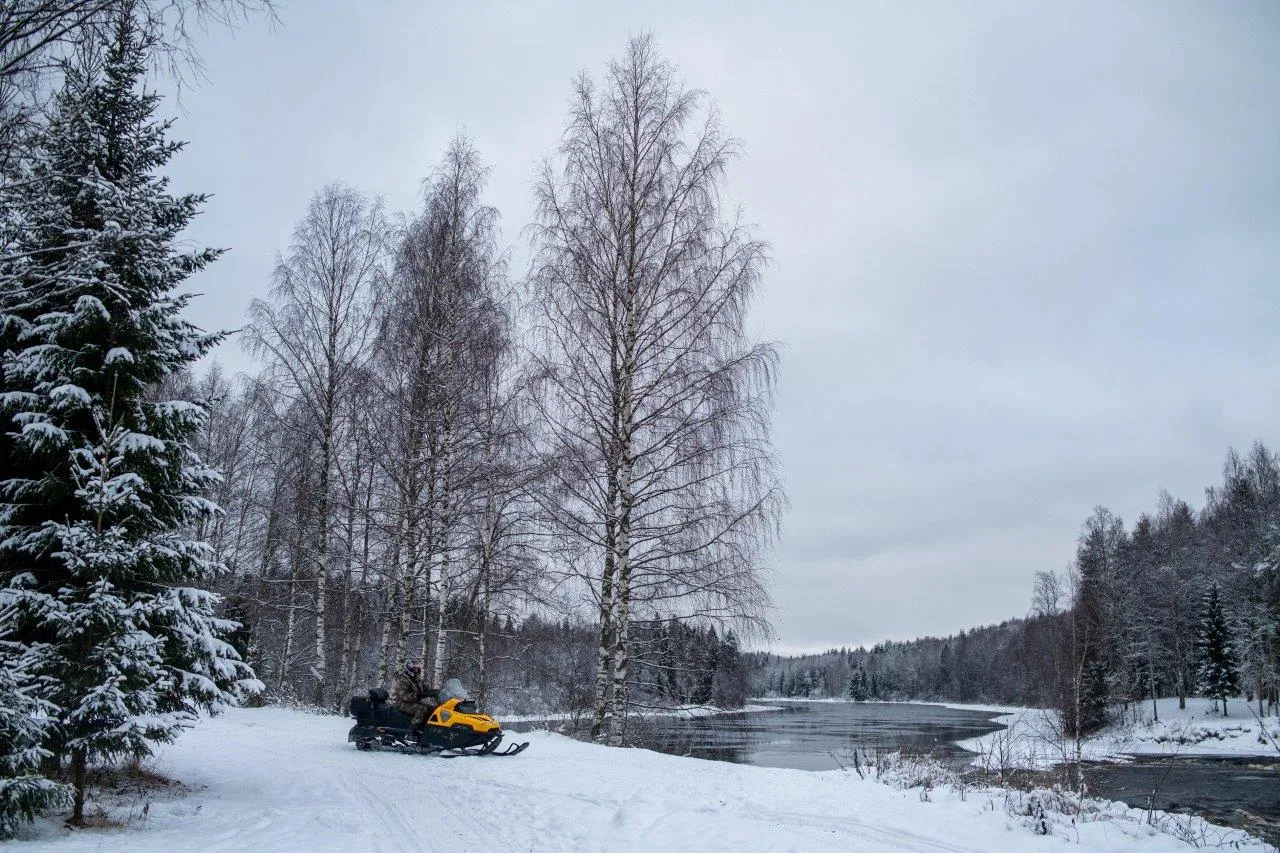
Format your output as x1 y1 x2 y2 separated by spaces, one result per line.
161 0 1280 653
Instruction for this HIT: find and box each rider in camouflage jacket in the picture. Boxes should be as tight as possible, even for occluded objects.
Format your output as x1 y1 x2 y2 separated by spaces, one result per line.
393 659 436 733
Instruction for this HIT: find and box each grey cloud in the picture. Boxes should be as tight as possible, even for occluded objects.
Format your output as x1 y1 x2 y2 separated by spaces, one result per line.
162 0 1280 651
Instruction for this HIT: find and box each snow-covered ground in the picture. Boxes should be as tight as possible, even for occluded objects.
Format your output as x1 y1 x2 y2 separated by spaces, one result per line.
9 706 1268 851
956 697 1280 770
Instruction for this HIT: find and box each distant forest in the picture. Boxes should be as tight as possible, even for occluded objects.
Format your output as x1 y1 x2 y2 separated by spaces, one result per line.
744 615 1057 707
748 442 1280 733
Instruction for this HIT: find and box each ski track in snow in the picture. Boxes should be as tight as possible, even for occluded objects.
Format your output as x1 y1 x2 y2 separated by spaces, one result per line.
9 706 1269 852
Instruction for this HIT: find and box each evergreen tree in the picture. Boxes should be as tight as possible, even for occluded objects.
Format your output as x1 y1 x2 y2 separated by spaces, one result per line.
696 627 719 705
937 642 952 696
1196 584 1240 715
712 631 745 709
0 12 258 826
0 642 69 838
847 666 869 701
1065 507 1122 737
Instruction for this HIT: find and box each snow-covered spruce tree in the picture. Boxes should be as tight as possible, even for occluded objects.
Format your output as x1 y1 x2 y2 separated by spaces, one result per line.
0 642 70 837
1195 584 1240 715
0 13 258 826
1063 507 1122 738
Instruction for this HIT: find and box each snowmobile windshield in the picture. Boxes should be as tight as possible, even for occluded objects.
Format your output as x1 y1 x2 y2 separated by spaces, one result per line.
438 678 469 703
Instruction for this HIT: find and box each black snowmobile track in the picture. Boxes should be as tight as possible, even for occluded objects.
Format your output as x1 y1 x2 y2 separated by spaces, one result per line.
377 732 530 757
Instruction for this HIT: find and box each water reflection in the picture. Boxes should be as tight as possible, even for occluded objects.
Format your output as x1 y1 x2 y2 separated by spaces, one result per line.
636 700 1006 771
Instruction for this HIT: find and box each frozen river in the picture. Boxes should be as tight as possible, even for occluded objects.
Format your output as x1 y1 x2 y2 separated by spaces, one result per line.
639 699 1005 770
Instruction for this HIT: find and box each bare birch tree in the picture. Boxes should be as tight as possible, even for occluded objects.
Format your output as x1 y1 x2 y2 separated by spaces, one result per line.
0 0 275 83
529 34 783 745
374 136 508 687
244 183 386 705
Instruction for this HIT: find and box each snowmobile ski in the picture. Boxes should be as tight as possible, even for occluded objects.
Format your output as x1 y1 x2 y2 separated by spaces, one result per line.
487 740 530 757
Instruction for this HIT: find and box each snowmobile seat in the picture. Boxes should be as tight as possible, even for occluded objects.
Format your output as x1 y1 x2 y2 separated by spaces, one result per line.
349 689 412 727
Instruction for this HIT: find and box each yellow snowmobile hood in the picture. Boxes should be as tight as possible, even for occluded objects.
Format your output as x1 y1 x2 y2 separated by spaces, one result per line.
427 697 501 734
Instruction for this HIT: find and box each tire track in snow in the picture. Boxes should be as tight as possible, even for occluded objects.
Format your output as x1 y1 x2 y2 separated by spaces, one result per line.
336 749 528 850
747 807 988 852
330 765 437 852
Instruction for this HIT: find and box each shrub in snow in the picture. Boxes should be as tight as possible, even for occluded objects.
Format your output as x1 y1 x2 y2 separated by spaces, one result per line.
873 751 960 800
1144 723 1252 746
0 12 258 830
1022 792 1049 836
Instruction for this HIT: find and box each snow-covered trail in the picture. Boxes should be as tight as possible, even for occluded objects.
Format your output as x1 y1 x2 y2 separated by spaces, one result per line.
11 707 1266 852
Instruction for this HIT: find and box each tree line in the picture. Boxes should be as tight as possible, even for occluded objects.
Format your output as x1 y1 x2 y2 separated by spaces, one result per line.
0 6 780 835
1059 442 1278 734
750 442 1280 736
745 615 1060 708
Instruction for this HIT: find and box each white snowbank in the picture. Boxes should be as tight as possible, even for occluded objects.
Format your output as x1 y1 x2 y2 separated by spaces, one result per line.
8 706 1267 851
957 697 1280 770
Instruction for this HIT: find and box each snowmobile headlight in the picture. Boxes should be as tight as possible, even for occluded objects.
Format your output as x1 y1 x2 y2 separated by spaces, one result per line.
440 710 452 722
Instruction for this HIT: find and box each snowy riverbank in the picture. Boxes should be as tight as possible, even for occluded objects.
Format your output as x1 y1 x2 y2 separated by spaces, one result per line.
955 697 1280 770
9 706 1268 851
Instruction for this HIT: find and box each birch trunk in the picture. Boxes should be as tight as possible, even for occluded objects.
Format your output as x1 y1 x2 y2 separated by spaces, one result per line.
336 565 353 709
591 483 618 741
431 422 454 687
377 515 405 684
336 461 361 703
478 545 491 710
430 532 452 686
281 547 301 687
418 470 436 670
606 465 633 747
396 584 412 674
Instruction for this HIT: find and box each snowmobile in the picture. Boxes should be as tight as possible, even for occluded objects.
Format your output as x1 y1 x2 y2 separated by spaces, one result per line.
347 679 529 757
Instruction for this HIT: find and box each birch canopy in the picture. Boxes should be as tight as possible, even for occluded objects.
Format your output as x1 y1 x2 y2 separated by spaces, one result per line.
529 34 783 744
